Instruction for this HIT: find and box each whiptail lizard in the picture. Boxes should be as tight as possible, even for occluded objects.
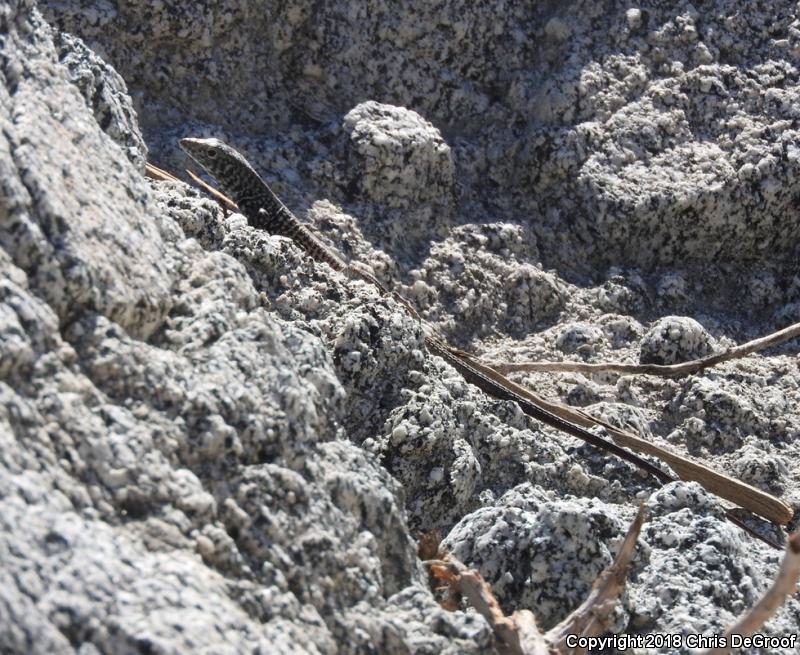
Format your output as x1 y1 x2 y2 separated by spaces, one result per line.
179 137 791 546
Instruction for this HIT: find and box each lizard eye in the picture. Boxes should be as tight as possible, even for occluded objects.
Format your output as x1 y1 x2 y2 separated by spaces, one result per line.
206 148 217 159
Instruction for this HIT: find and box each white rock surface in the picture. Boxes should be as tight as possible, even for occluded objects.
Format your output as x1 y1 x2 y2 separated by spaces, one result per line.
3 0 800 653
639 315 716 364
0 4 487 653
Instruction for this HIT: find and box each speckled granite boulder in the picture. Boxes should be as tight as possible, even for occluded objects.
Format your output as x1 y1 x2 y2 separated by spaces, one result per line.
341 102 454 210
53 30 147 169
639 315 716 364
630 482 773 636
442 486 629 630
1 9 171 339
400 223 561 341
336 101 455 257
42 0 800 271
556 322 605 357
0 4 489 653
10 0 800 653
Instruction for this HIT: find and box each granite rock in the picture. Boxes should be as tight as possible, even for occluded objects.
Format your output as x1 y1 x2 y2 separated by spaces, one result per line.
341 101 454 211
5 0 800 653
52 29 147 170
0 5 488 653
42 0 800 271
639 315 716 365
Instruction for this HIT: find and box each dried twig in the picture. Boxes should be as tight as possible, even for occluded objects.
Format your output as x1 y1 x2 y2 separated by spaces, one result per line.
546 505 645 653
450 349 793 527
703 530 800 655
186 168 239 211
423 514 797 655
459 568 548 655
424 556 549 655
423 507 645 655
488 321 800 378
417 530 442 562
145 161 180 182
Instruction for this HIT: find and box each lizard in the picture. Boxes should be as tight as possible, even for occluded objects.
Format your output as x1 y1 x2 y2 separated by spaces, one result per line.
178 137 792 544
178 137 674 476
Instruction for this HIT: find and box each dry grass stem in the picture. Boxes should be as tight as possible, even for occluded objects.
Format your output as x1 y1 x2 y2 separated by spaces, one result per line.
144 161 180 182
703 530 800 655
452 349 792 526
186 169 239 211
546 506 645 653
488 321 800 378
146 161 237 215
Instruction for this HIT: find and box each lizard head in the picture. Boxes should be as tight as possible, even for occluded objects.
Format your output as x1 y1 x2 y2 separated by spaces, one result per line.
179 137 262 201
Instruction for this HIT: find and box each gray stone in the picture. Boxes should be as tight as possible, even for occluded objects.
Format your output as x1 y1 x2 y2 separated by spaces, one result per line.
341 101 454 211
52 29 147 169
0 5 487 653
5 0 800 653
42 0 800 270
557 322 606 356
640 316 716 364
442 485 629 630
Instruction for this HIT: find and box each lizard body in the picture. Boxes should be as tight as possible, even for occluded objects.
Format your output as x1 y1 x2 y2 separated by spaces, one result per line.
180 137 347 272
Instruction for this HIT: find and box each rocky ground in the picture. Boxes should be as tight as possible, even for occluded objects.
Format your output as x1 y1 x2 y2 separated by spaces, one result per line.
2 0 800 653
